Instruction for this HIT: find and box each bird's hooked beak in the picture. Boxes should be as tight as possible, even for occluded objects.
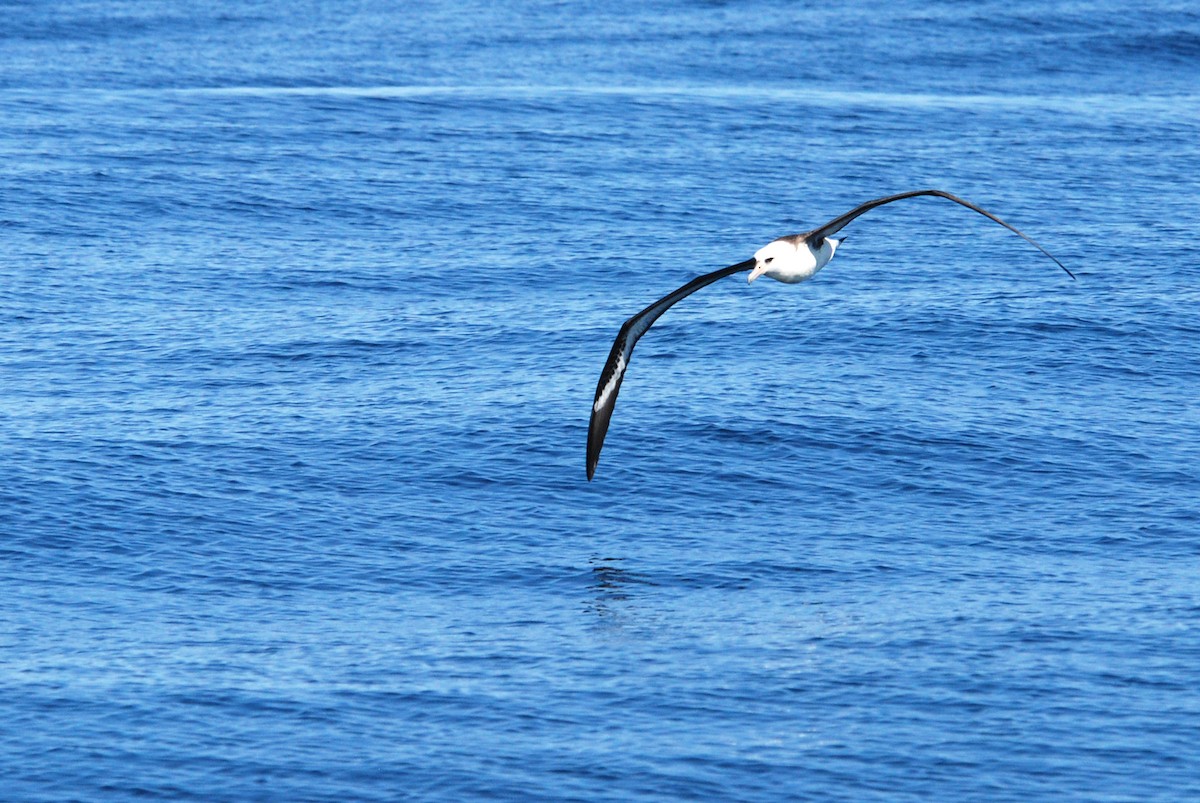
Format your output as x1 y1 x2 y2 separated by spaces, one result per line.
747 261 768 284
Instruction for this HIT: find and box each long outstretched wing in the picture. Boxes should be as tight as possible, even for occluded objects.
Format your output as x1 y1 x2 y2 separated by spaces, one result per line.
805 189 1075 279
587 258 755 480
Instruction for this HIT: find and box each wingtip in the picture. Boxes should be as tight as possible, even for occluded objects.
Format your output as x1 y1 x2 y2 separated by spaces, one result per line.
586 421 600 480
586 419 600 480
1047 253 1075 280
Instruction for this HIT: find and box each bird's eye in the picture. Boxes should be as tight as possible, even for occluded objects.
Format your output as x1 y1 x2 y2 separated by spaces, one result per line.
765 257 774 264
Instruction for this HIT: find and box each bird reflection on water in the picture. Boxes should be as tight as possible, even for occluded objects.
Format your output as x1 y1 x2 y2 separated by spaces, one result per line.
584 556 655 621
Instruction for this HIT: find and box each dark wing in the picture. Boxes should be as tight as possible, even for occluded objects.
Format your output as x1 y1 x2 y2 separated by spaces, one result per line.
587 258 755 480
805 189 1075 279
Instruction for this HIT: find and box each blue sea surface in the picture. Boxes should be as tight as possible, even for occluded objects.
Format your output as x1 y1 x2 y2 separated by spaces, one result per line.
3 1 1200 800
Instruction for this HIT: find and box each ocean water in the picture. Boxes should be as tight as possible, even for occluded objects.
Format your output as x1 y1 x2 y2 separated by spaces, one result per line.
3 1 1200 800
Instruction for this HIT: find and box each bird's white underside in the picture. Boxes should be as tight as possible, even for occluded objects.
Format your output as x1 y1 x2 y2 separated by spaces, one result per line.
750 238 839 284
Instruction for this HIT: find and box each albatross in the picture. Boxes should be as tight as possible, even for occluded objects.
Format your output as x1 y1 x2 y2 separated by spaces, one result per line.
586 189 1074 480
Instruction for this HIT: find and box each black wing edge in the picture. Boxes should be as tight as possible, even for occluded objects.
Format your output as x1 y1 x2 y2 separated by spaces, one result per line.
586 324 632 481
586 258 755 481
805 189 1075 280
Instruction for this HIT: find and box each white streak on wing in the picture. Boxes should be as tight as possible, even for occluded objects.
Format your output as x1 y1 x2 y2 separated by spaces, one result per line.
593 351 626 413
591 288 707 415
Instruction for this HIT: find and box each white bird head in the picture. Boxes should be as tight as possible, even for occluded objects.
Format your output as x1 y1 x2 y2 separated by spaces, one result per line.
748 238 802 284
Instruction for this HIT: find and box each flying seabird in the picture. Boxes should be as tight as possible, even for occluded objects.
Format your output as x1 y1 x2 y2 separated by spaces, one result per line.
586 189 1074 480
